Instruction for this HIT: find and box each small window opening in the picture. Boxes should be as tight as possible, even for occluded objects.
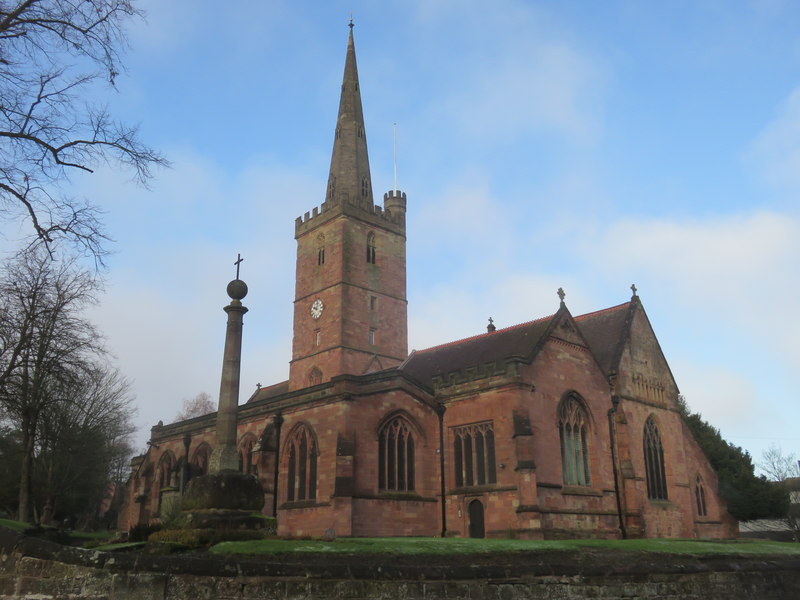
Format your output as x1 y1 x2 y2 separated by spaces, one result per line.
366 232 376 264
369 329 376 345
317 234 325 266
314 329 321 347
370 296 377 310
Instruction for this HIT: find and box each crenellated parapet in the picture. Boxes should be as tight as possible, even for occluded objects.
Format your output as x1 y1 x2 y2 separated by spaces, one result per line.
295 189 407 237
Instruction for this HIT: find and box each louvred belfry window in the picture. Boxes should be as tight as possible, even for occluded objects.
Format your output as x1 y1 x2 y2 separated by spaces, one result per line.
453 422 497 487
286 425 317 502
378 416 415 491
558 394 591 486
644 416 668 500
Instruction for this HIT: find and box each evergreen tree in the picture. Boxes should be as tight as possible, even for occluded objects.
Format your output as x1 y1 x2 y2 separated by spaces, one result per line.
678 397 788 521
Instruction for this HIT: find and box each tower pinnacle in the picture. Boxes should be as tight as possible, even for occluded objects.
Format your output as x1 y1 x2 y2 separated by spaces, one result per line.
325 22 373 208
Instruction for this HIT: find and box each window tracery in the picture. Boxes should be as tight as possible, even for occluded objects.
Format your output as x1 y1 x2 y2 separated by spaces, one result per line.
453 422 496 487
644 415 668 500
286 424 317 502
378 415 415 492
558 393 591 486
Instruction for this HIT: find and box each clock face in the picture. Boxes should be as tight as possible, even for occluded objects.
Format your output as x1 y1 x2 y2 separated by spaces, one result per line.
310 298 324 320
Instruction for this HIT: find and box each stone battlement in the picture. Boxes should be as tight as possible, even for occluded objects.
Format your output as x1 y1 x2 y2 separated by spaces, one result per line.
295 189 407 236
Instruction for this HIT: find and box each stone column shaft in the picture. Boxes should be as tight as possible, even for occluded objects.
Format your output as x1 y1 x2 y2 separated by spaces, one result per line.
209 299 248 473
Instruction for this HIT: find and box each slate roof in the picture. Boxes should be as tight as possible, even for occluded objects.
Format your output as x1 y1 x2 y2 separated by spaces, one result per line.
401 301 635 388
574 302 632 375
401 315 554 387
246 380 289 404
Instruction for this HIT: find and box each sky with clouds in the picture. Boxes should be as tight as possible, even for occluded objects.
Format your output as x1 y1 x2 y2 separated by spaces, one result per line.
4 0 799 470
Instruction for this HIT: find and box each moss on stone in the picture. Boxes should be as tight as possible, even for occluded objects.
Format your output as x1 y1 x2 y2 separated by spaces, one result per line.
181 470 264 511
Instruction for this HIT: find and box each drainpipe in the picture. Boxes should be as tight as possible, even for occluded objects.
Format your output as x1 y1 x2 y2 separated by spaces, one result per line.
437 403 447 538
608 394 627 539
272 413 284 518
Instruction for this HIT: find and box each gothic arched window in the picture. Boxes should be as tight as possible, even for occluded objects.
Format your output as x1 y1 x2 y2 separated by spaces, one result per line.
378 416 415 492
361 176 369 198
308 367 322 386
316 233 325 266
366 232 376 264
327 176 336 200
694 474 707 516
191 443 212 478
453 422 496 487
558 393 591 486
238 434 256 475
644 415 668 500
286 424 317 502
157 452 176 489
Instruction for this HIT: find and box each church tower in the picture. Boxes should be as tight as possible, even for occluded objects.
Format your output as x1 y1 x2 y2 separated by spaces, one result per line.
289 23 408 391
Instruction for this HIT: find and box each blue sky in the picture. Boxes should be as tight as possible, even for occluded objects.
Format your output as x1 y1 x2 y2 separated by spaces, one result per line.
11 0 799 468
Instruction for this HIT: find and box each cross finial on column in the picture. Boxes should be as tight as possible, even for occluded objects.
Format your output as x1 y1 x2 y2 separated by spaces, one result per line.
234 253 244 280
557 287 566 303
631 283 638 297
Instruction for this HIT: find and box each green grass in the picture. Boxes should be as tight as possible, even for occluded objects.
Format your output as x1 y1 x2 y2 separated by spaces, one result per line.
209 536 800 557
0 518 33 532
92 541 147 552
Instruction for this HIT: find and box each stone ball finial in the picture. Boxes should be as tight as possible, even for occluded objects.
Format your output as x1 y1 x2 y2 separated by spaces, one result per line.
227 279 248 300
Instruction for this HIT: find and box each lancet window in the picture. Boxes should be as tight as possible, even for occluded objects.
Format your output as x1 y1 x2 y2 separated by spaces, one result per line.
317 233 325 265
366 232 376 264
558 393 591 486
238 434 256 475
378 415 416 492
644 415 668 500
453 422 496 487
157 452 176 489
694 474 707 516
308 367 322 386
191 443 211 478
286 424 317 502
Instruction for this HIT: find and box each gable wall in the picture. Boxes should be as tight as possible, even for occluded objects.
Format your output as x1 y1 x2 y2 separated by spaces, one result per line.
524 334 621 538
613 307 734 538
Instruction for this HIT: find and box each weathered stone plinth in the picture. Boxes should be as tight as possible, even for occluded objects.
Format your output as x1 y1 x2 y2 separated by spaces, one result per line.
182 469 264 512
180 470 266 534
181 509 269 531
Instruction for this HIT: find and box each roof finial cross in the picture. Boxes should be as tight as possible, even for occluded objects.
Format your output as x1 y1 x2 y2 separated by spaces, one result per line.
557 287 566 303
487 317 496 333
349 13 354 29
631 283 638 297
234 253 244 280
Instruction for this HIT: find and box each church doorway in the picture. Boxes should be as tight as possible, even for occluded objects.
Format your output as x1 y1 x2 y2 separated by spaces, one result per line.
468 499 485 538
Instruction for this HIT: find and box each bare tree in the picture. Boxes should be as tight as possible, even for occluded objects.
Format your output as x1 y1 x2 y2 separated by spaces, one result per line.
0 246 103 522
37 364 135 525
174 391 215 422
0 0 167 261
759 446 800 542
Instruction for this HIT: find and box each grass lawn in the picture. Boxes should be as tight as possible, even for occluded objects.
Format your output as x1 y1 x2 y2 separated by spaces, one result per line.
0 518 30 532
209 536 800 557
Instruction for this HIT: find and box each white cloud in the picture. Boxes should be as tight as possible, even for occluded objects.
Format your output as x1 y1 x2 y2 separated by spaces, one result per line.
748 86 800 192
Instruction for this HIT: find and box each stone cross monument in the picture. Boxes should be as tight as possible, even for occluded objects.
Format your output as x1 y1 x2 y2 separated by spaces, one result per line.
208 257 249 473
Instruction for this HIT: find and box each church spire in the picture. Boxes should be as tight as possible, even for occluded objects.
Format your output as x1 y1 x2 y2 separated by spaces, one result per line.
325 21 373 208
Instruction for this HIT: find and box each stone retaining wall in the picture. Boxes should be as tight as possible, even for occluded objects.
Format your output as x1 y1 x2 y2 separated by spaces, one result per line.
1 528 798 599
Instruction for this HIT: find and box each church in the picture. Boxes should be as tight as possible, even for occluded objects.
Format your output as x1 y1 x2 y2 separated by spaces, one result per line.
120 25 737 540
